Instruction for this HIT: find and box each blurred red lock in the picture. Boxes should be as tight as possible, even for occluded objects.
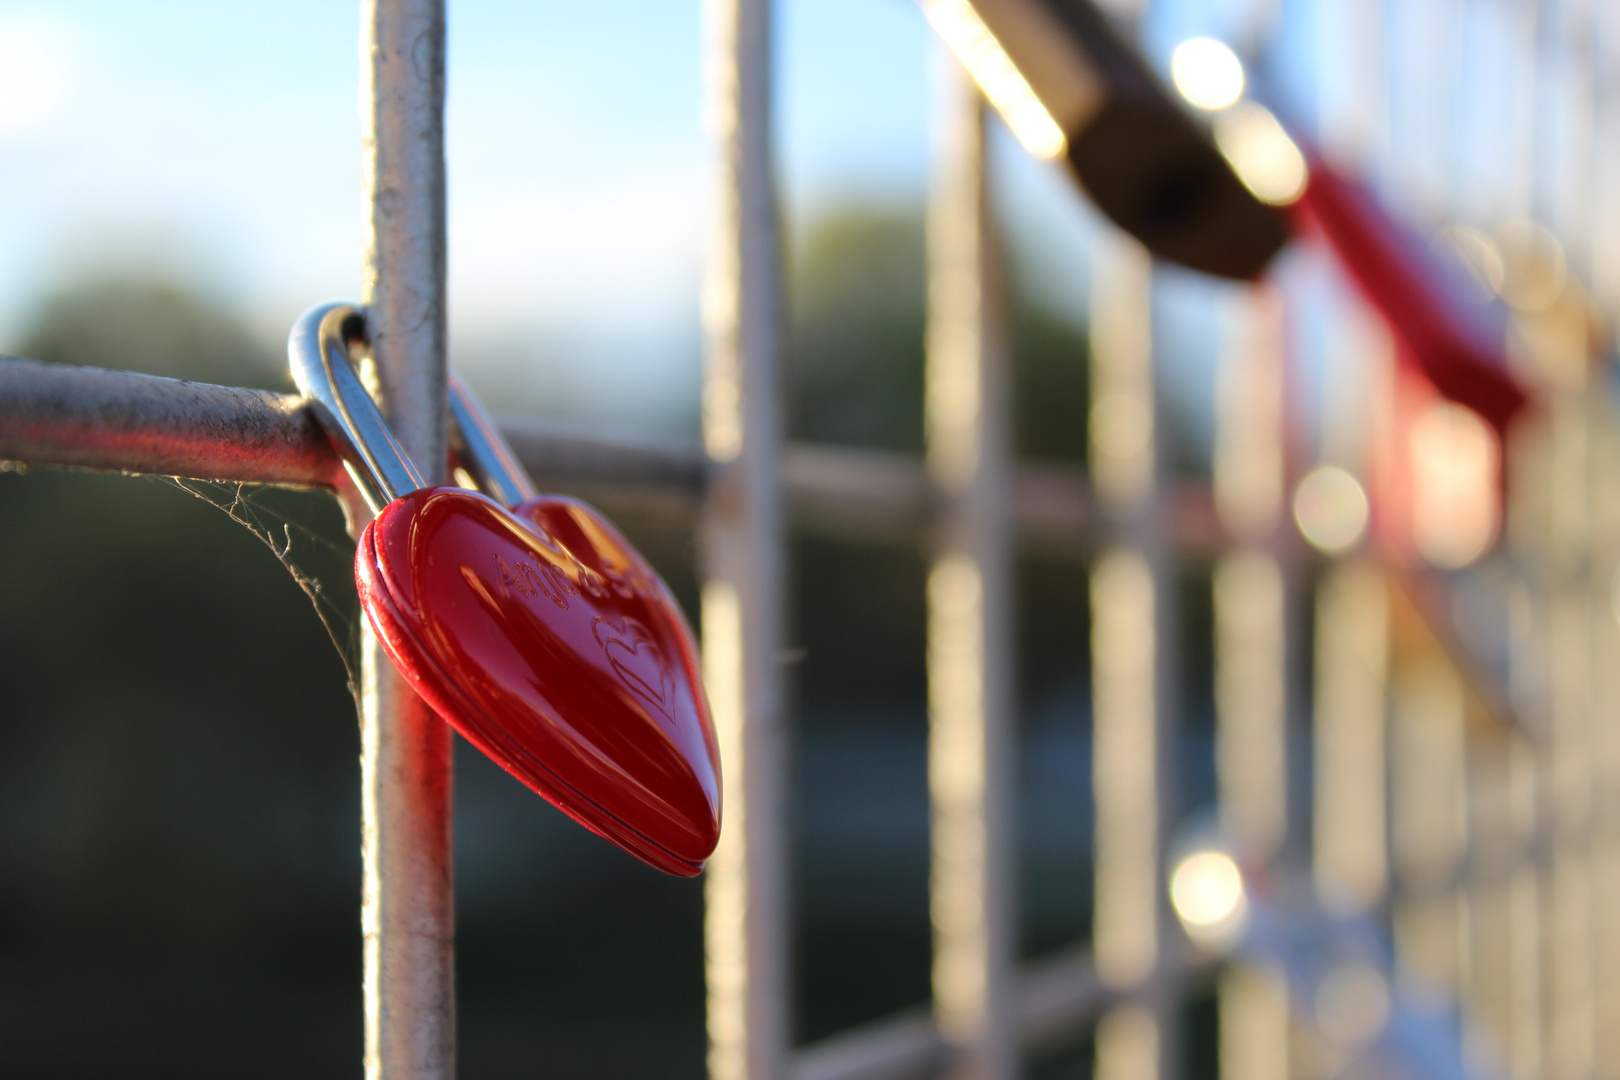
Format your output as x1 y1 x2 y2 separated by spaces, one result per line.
1288 150 1530 440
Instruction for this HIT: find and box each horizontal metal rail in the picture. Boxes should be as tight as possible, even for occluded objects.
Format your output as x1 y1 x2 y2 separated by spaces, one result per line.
791 942 1200 1080
0 356 1226 554
0 355 340 486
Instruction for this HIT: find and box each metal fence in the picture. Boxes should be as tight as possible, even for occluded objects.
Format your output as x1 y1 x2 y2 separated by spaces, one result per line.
4 1 1620 1079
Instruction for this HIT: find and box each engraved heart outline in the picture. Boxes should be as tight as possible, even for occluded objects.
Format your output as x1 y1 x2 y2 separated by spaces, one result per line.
591 616 675 724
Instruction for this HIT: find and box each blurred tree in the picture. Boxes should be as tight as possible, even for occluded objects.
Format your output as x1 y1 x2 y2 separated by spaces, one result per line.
787 206 1090 465
16 273 282 389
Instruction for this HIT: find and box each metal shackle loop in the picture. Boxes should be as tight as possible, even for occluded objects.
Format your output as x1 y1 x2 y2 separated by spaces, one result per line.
288 301 427 513
448 372 538 508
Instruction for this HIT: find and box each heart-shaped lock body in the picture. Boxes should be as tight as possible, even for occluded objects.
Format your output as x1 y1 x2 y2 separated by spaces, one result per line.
289 302 721 876
357 489 719 876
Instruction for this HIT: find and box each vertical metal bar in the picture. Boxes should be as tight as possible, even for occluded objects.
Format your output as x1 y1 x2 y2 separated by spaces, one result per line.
1089 228 1175 1080
1587 401 1620 1080
1464 725 1537 1073
1508 284 1599 1080
1311 558 1388 914
1213 284 1289 862
1217 965 1288 1080
1212 283 1290 1080
1532 7 1600 1080
1389 653 1468 1004
701 1 788 1078
1576 11 1620 1078
358 0 453 1076
925 61 1015 1080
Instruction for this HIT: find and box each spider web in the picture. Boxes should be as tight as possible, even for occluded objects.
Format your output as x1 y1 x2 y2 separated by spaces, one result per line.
162 476 364 698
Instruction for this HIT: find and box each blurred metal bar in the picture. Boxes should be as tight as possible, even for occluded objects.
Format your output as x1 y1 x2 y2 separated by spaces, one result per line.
925 68 1015 1080
1311 559 1388 914
1217 964 1287 1080
1587 398 1620 1080
1212 282 1290 1080
1388 652 1468 1005
793 1009 944 1080
701 1 788 1079
357 0 454 1076
1523 353 1598 1080
1533 8 1601 1079
1463 725 1537 1073
791 944 1119 1080
502 418 709 497
1089 228 1176 1080
1213 284 1289 862
1311 236 1390 924
1015 942 1111 1050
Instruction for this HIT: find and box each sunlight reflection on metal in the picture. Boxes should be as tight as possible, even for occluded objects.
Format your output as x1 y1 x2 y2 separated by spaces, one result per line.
1215 552 1287 854
1313 562 1389 915
701 579 748 1080
928 554 994 1030
1089 238 1155 509
920 0 1067 159
1214 287 1286 541
701 1 788 1077
1170 850 1248 948
1170 37 1245 111
926 69 1015 1080
1092 548 1159 987
1221 964 1289 1080
1214 102 1307 206
1095 1004 1159 1080
1293 465 1369 554
1391 658 1467 1005
1213 283 1292 1080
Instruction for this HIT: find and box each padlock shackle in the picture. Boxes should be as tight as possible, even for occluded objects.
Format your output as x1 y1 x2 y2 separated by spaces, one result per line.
449 372 538 508
289 301 427 512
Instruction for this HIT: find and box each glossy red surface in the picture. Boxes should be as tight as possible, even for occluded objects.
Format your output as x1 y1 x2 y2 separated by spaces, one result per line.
1288 154 1530 438
356 487 720 876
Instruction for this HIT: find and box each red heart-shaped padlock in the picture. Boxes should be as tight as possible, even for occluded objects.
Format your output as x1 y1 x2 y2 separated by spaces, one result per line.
357 488 720 877
289 303 720 877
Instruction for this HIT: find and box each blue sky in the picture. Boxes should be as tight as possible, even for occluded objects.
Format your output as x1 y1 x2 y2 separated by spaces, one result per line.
0 0 1133 431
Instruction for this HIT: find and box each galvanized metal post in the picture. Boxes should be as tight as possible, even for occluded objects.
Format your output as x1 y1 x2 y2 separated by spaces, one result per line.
358 0 454 1076
1311 558 1389 915
1464 724 1538 1071
1089 228 1176 1080
1212 283 1290 1080
701 1 789 1078
1213 284 1289 864
1587 400 1620 1080
1532 9 1600 1080
1389 651 1468 1003
925 61 1015 1080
